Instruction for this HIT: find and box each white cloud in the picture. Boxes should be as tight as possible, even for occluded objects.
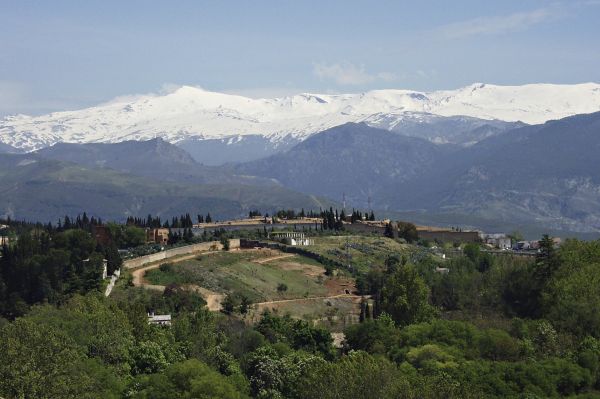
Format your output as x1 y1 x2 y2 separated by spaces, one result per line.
439 7 562 39
313 62 397 86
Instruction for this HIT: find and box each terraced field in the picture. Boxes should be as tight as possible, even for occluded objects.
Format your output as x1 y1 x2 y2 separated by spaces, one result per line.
309 235 412 272
144 249 353 303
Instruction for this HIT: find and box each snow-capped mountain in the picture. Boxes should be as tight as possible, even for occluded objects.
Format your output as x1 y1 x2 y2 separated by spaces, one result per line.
2 82 600 152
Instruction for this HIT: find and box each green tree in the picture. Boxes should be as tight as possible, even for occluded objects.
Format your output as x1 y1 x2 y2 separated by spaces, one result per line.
0 318 123 398
288 350 412 399
384 222 395 239
379 264 434 327
541 239 600 337
277 283 288 294
396 221 418 243
240 295 251 315
132 359 248 399
221 235 231 251
222 293 239 315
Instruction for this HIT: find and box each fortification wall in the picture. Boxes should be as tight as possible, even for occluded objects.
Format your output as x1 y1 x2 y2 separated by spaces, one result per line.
123 239 240 269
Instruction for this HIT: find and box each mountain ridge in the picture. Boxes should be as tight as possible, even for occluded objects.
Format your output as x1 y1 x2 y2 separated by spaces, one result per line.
2 82 600 153
236 113 600 233
0 152 333 222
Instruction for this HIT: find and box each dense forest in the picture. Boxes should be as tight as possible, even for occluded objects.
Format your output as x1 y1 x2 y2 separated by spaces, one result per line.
1 216 600 398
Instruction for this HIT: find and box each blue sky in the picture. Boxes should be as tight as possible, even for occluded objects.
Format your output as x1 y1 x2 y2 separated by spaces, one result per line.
1 0 599 116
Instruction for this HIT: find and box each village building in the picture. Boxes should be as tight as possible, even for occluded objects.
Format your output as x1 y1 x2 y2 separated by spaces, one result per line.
0 224 10 247
91 225 112 246
146 228 169 245
148 313 172 326
480 233 512 249
269 231 313 246
0 236 10 246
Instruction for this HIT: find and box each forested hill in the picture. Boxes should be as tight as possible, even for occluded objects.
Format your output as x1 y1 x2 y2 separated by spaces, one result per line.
0 153 333 222
1 220 600 397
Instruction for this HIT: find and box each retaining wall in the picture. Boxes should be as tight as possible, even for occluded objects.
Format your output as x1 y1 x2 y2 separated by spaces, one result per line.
123 239 240 269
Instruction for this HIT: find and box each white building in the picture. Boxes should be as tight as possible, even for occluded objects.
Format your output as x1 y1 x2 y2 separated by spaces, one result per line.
269 231 313 246
480 233 512 250
148 313 172 326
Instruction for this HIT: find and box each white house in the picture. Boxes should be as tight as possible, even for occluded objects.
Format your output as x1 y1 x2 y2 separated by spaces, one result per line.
148 312 172 326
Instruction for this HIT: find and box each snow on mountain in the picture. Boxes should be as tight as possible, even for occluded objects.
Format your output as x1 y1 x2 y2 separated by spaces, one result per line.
2 82 600 151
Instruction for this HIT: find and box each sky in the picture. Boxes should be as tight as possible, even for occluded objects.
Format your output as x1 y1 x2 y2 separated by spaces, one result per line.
1 0 600 117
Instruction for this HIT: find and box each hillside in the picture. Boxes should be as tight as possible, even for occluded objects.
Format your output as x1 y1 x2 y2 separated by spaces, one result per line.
34 138 274 185
0 154 332 222
364 112 524 146
237 123 448 206
0 142 21 154
2 83 600 154
397 111 600 233
237 114 600 233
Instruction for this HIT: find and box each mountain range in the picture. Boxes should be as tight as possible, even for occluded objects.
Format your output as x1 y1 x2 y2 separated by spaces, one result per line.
2 83 599 157
0 152 331 223
34 138 275 186
236 114 600 234
1 83 600 236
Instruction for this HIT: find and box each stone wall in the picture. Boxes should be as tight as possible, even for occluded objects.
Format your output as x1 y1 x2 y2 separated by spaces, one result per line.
417 230 480 244
344 223 386 235
123 239 240 269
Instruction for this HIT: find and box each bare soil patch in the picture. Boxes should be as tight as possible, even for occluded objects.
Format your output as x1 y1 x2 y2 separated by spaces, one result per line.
324 276 356 295
272 260 324 278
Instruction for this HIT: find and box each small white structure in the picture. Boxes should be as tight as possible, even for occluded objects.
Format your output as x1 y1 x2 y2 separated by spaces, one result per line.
148 312 172 326
269 231 313 246
435 267 450 274
104 268 121 297
102 259 108 280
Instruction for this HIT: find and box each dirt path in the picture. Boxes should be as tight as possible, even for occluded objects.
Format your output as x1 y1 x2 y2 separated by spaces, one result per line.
255 293 365 306
131 263 161 287
129 250 223 297
252 254 296 264
130 248 362 313
130 250 224 285
189 286 225 312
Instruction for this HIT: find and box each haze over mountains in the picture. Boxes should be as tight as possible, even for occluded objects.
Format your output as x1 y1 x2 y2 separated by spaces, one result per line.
1 82 600 236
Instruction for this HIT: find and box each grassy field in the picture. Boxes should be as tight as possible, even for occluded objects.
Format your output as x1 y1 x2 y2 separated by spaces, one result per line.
144 250 333 303
308 235 412 272
248 295 365 331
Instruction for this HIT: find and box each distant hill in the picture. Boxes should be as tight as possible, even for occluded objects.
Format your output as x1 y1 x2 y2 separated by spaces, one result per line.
35 138 274 186
237 123 448 206
0 154 332 222
237 114 600 233
397 111 600 232
364 113 524 146
177 135 300 165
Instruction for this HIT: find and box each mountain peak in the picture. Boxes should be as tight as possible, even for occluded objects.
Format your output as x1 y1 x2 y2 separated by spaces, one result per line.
2 82 600 152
